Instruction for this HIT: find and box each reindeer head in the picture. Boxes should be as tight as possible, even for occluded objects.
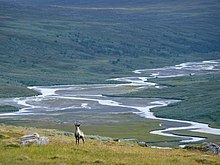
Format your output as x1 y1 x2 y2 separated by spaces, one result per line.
74 121 81 127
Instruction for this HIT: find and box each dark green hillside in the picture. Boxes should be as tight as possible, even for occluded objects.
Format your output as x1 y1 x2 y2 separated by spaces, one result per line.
0 0 187 7
0 0 220 95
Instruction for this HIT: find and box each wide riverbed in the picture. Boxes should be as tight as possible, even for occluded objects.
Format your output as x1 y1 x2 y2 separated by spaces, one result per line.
0 59 220 145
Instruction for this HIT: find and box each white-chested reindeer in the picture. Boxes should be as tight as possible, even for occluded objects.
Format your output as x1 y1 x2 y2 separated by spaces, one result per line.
74 122 85 144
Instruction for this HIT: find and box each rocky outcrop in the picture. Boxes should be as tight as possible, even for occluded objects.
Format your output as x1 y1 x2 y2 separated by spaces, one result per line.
203 142 220 155
20 132 49 146
185 142 220 155
137 142 149 147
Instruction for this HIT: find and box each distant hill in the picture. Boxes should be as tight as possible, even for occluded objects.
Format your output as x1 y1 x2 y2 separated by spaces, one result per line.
0 0 220 86
1 0 180 7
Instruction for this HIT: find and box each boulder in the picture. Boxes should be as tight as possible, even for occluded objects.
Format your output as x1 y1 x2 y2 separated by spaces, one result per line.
20 133 49 146
21 132 40 139
203 142 220 155
137 142 149 147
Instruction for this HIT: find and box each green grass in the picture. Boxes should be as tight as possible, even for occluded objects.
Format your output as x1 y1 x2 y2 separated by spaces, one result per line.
0 125 220 165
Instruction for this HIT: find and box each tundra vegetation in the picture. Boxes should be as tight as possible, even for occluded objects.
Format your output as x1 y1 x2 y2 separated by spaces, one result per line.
0 0 220 161
0 0 220 88
0 125 220 165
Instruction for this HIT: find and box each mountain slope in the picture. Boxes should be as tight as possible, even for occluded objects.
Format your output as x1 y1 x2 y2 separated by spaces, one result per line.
0 0 220 87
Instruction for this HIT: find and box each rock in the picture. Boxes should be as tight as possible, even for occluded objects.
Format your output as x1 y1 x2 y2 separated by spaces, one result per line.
20 138 39 146
37 137 49 145
183 145 207 152
203 142 220 155
137 142 149 147
21 132 40 139
20 133 49 146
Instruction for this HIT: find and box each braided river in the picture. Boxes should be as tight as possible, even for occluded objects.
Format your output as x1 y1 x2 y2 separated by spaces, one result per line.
1 59 220 145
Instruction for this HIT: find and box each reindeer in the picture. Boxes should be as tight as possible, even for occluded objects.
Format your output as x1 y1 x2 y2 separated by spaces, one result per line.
74 122 85 144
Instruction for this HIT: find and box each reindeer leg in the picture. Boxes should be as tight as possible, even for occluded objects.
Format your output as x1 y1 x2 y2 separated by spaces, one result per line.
82 137 85 144
77 138 80 145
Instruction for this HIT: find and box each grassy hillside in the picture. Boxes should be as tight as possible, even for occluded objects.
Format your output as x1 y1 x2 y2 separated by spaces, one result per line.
0 125 220 165
0 0 213 7
1 0 220 89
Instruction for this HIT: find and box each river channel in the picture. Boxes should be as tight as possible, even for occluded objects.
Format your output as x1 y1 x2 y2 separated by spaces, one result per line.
0 59 220 145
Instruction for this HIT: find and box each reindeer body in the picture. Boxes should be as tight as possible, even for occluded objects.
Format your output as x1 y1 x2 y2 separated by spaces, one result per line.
74 122 85 144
